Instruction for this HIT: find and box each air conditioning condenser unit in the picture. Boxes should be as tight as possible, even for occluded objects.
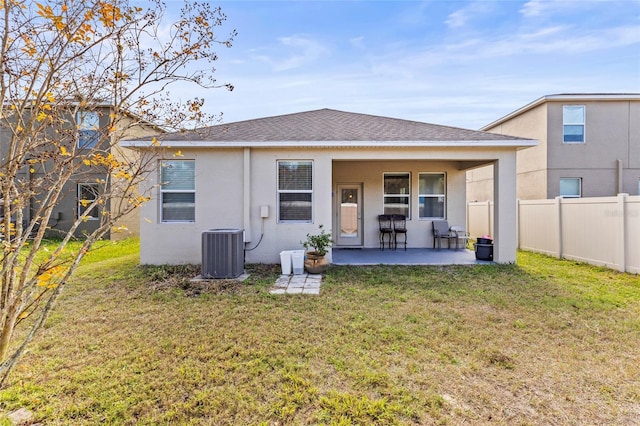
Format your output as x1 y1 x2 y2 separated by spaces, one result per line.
201 229 244 278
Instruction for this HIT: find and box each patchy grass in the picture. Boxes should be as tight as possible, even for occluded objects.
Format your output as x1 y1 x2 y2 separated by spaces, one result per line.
1 241 639 424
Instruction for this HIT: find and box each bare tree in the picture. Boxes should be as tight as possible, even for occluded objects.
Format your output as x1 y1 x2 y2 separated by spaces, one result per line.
0 0 235 385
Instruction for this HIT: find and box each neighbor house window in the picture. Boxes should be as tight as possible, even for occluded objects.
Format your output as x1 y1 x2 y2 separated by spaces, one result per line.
563 105 585 143
560 178 581 198
383 173 410 218
419 173 446 219
277 160 312 222
160 160 195 222
77 183 100 220
77 110 101 149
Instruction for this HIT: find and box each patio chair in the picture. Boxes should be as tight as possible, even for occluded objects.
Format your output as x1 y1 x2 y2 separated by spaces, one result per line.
392 214 407 251
432 220 456 250
378 214 393 250
450 225 470 251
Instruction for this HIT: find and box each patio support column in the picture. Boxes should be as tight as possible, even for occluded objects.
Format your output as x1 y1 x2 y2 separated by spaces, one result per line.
493 155 517 263
315 156 333 262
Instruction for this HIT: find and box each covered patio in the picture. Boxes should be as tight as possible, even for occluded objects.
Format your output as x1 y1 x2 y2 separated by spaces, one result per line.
332 247 492 266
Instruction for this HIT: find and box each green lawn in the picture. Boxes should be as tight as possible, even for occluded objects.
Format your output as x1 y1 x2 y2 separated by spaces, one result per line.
1 239 639 425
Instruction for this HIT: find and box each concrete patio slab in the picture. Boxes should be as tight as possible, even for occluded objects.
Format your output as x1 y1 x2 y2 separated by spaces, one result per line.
331 247 492 266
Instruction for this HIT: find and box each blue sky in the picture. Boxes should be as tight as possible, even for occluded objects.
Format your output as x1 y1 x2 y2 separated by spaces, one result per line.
170 0 640 130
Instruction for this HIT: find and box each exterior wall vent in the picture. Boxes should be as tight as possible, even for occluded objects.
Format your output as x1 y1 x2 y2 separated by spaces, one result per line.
202 229 244 278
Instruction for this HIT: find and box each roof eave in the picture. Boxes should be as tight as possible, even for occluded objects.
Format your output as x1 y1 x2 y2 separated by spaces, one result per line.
120 139 537 149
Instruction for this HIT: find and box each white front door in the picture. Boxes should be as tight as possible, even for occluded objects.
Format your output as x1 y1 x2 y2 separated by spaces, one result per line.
336 184 363 247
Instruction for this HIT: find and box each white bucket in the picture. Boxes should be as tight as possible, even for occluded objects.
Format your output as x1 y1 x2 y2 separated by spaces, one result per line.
279 251 292 275
291 250 305 275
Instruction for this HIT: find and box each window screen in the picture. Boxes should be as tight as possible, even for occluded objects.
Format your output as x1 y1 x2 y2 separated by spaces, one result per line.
419 173 446 219
77 110 101 149
560 178 581 198
383 173 410 218
77 183 100 220
563 105 585 143
278 161 312 222
160 160 195 222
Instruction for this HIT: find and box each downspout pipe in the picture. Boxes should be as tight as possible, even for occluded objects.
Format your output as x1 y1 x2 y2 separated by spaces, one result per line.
616 159 623 194
243 147 251 242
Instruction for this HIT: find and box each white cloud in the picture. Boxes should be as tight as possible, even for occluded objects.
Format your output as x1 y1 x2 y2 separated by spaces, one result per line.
199 58 638 130
519 0 637 18
377 23 640 69
520 26 567 39
270 35 329 71
519 0 586 18
445 1 495 29
445 9 468 29
349 36 366 49
480 25 640 57
248 35 329 72
190 0 640 130
520 0 549 18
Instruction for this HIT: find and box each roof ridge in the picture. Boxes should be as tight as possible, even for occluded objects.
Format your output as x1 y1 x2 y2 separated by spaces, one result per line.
145 108 533 143
214 108 487 132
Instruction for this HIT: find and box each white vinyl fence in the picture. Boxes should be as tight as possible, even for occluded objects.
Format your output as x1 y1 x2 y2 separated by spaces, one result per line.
467 194 640 274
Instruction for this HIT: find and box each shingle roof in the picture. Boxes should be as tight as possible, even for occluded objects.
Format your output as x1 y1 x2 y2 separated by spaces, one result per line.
156 108 527 142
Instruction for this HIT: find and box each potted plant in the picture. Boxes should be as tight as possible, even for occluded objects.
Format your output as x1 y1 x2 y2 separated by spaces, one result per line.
301 224 333 273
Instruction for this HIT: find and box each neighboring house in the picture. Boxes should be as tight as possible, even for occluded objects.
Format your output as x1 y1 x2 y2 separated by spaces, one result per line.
0 104 162 240
122 109 536 265
467 94 640 201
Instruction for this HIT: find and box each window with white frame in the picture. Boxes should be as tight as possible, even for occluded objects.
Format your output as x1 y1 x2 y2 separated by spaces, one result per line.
77 110 101 149
77 183 100 220
419 173 446 219
383 173 410 218
563 105 585 143
277 160 312 222
160 160 195 222
559 178 581 198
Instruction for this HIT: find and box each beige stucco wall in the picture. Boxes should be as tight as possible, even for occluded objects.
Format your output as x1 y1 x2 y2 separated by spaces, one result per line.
139 148 245 265
468 103 548 201
137 145 519 265
546 100 639 197
465 167 494 203
471 98 640 201
138 148 333 265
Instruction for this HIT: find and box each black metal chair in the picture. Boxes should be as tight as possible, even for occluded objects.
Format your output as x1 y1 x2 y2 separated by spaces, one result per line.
378 214 393 250
432 220 456 250
392 214 407 250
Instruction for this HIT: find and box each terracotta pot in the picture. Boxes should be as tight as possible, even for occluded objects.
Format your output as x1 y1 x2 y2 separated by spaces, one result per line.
304 251 328 273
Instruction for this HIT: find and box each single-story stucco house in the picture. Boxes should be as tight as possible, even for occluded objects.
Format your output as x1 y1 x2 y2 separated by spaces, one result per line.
121 109 536 265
